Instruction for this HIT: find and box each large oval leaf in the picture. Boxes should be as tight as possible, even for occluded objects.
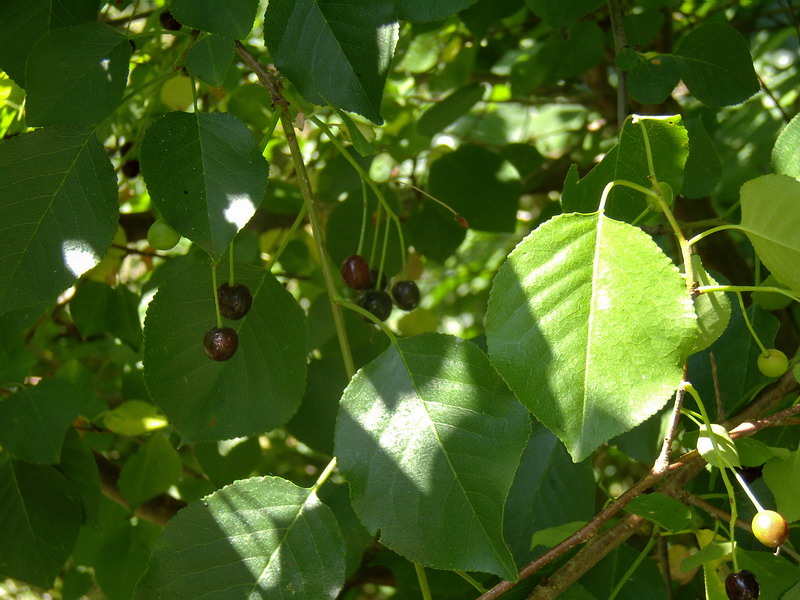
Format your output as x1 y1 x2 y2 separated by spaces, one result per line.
143 256 307 442
0 128 119 315
486 213 697 462
740 174 800 296
334 333 529 581
140 112 269 261
170 0 258 39
134 477 345 600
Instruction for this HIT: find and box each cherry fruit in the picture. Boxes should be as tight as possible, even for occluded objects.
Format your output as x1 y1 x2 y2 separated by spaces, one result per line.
725 570 759 600
147 219 181 251
751 510 789 548
757 349 788 378
392 280 420 311
121 159 140 178
203 327 239 361
218 283 252 320
358 290 393 322
368 268 388 291
341 255 370 290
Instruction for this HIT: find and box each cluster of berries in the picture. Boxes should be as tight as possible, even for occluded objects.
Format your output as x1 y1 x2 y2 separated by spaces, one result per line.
341 254 420 322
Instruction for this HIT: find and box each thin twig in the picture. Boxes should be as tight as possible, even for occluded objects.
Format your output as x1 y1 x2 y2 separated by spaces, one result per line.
607 0 629 129
710 352 724 421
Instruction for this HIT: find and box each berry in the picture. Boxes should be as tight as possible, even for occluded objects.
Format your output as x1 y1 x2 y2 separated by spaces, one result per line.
367 268 388 291
147 219 181 251
358 290 393 322
341 255 370 290
121 159 140 178
392 280 420 311
751 510 789 548
218 283 252 320
203 327 238 361
725 570 759 600
119 141 135 156
160 10 182 31
757 349 788 378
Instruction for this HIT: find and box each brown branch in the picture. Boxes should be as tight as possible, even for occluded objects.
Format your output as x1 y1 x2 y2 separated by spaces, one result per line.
95 452 186 527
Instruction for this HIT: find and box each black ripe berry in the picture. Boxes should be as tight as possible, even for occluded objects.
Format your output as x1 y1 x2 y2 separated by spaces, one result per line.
341 255 370 290
119 141 135 156
725 570 759 599
368 268 388 291
358 290 393 322
121 159 140 178
392 281 420 311
204 327 239 361
160 10 183 31
218 283 252 320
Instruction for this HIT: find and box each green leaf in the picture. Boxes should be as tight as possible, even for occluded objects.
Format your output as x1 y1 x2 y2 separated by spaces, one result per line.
0 452 83 588
763 449 800 523
59 429 102 528
628 55 681 106
264 0 399 124
103 400 169 436
143 256 308 442
140 112 269 261
560 115 689 222
0 128 119 315
682 116 722 199
70 281 143 351
0 379 81 464
690 256 730 354
428 144 521 232
118 434 182 509
581 544 668 599
25 22 130 127
737 549 800 600
406 199 466 262
0 0 100 87
772 112 800 178
486 213 696 462
505 422 595 563
625 492 691 531
752 274 793 311
333 107 377 157
185 35 234 88
193 437 263 487
417 82 486 137
335 333 530 581
697 423 740 469
525 0 605 29
674 23 759 107
740 174 800 296
735 438 790 466
169 0 258 39
395 0 477 22
317 482 372 578
95 518 161 600
681 532 732 571
0 303 44 385
134 477 346 599
530 521 585 550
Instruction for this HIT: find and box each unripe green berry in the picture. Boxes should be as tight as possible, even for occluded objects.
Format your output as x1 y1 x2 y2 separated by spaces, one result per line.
757 349 788 378
751 510 789 548
147 219 181 251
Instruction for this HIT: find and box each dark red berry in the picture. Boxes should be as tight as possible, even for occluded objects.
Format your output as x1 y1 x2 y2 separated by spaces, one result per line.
358 290 393 322
341 255 370 290
455 214 469 228
218 283 252 320
725 570 759 599
203 327 238 361
160 10 182 31
119 141 135 156
367 268 388 291
391 281 420 311
121 159 140 178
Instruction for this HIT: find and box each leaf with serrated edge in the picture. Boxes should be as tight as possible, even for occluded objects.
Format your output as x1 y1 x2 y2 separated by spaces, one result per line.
487 212 696 462
335 333 529 581
740 174 800 296
134 477 345 599
690 255 730 354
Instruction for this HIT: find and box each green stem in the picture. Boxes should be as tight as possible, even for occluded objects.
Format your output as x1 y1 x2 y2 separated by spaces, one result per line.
697 284 800 306
687 224 745 247
265 206 309 271
260 106 283 153
210 263 222 328
608 527 659 600
735 292 768 355
455 571 486 593
415 563 432 600
357 178 368 256
310 456 338 495
338 299 398 344
229 242 235 286
732 469 766 513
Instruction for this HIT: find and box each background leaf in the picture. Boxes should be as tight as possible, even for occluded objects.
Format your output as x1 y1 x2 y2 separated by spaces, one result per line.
417 82 485 137
690 256 730 354
486 213 696 461
134 477 345 600
264 0 399 124
763 449 800 523
627 55 681 105
674 23 759 107
118 435 182 509
140 112 269 260
0 379 81 464
772 112 800 178
70 281 143 351
169 0 258 39
394 0 476 22
25 23 131 127
335 333 530 581
740 174 800 295
525 0 605 29
0 128 119 315
561 116 689 222
143 256 308 442
0 453 83 588
185 35 234 88
682 116 722 199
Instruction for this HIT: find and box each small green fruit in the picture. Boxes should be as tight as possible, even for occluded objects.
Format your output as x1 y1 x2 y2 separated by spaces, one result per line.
751 510 789 548
757 349 788 378
147 219 181 251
